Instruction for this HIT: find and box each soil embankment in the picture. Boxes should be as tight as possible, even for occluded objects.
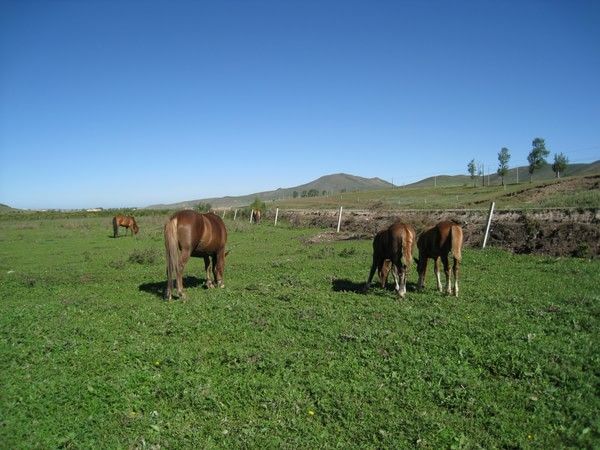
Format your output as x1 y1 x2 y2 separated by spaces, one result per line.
279 208 600 257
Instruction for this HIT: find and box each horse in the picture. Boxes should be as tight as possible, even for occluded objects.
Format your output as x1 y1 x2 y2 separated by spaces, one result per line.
112 215 139 237
251 209 261 223
164 210 228 300
415 220 463 297
364 221 415 298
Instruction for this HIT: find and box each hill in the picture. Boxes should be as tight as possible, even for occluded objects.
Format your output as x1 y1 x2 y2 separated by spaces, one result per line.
0 203 19 213
145 161 600 210
407 161 600 188
146 173 393 209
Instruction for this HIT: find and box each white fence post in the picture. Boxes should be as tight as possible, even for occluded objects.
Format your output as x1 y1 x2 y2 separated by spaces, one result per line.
222 209 226 219
482 202 495 248
274 208 279 226
249 210 253 223
336 206 343 233
233 209 238 220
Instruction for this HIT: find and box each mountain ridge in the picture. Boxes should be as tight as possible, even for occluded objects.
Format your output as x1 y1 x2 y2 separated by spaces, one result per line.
146 162 600 209
145 173 393 209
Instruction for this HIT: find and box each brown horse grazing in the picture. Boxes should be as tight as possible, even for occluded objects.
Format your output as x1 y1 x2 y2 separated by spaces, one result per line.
251 209 261 223
113 215 139 237
415 220 463 297
365 222 415 298
164 210 228 300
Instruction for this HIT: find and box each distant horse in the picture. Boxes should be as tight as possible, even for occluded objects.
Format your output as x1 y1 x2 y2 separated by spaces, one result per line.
415 220 463 297
113 215 139 237
251 209 261 223
164 210 228 300
364 222 415 298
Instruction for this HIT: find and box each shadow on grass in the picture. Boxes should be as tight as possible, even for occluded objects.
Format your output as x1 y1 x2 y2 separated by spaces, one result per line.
331 278 366 294
332 279 420 295
139 276 204 299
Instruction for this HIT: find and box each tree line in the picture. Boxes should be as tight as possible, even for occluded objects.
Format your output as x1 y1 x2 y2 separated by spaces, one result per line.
468 138 569 187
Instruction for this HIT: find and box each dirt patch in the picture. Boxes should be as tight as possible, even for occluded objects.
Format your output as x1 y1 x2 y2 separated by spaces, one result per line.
302 231 372 244
288 208 599 257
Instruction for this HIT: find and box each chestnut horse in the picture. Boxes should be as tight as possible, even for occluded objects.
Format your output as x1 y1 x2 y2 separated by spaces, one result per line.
415 220 463 297
164 210 228 300
364 221 415 298
113 215 139 237
251 209 261 223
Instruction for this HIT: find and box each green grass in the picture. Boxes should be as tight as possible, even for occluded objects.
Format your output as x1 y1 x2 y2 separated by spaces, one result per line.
1 216 599 448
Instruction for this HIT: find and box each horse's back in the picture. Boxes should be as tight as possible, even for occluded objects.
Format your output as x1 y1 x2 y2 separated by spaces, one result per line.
374 221 413 261
170 210 227 254
419 221 462 258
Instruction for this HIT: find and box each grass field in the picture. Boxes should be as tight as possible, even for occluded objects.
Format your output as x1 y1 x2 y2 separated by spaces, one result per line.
1 215 599 448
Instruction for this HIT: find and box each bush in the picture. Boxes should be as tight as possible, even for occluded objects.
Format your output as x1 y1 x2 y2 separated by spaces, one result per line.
128 248 159 265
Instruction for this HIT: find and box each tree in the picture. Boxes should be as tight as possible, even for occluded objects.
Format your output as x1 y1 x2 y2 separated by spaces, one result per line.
527 138 550 182
249 197 265 212
307 189 319 197
552 152 569 178
196 202 211 212
467 159 477 187
497 147 510 186
292 191 299 198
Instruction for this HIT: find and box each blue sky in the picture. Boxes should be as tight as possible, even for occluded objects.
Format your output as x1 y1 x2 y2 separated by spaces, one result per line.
1 0 599 209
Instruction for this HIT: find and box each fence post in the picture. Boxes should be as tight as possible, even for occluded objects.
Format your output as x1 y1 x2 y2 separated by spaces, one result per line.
274 208 279 226
249 210 253 223
222 209 226 219
233 209 238 220
336 206 343 233
482 202 495 248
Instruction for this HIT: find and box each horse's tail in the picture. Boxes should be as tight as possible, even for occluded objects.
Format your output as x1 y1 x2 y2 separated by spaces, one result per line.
164 216 179 287
451 224 463 261
403 226 415 267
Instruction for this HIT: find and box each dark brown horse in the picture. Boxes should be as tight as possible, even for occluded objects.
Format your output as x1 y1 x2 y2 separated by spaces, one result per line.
415 220 463 297
364 221 415 298
113 215 139 237
251 209 261 223
164 210 228 300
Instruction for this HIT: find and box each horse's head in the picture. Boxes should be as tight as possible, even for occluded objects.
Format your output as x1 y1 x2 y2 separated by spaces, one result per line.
133 223 139 234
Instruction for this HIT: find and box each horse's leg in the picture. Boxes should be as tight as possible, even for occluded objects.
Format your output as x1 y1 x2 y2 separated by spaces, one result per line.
214 251 225 288
417 257 427 291
203 256 214 288
177 249 191 299
390 264 405 298
378 260 388 288
434 257 443 292
364 256 378 291
453 257 460 297
399 265 407 298
441 255 451 295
